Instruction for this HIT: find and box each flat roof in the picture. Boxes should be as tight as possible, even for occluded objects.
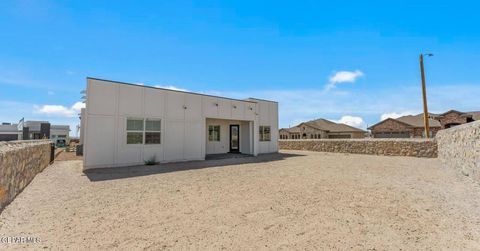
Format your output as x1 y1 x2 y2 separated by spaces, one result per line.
87 77 274 104
246 97 278 104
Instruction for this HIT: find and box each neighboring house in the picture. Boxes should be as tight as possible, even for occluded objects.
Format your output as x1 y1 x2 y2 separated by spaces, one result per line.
50 125 71 147
279 118 366 139
0 120 70 145
0 123 21 141
368 110 480 138
82 77 279 169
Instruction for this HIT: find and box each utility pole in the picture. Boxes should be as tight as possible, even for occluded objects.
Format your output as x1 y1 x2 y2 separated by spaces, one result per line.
419 53 432 138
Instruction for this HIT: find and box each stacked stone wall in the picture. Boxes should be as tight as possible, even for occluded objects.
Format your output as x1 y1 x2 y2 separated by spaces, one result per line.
436 121 480 181
0 140 52 212
279 138 437 158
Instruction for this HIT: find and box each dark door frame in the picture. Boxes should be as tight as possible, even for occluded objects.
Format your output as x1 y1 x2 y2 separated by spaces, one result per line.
229 124 240 153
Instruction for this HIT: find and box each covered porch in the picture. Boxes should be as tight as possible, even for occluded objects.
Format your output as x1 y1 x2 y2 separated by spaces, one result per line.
205 118 255 157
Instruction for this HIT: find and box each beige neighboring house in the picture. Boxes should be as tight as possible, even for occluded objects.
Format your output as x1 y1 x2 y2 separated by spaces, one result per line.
279 118 366 139
368 110 480 138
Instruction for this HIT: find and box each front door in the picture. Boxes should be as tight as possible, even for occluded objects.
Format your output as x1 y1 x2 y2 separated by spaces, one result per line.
229 125 240 152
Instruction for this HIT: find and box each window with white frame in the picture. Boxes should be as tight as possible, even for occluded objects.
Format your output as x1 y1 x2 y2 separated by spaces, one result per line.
127 118 144 144
145 119 161 144
259 126 271 141
126 118 161 145
208 125 220 141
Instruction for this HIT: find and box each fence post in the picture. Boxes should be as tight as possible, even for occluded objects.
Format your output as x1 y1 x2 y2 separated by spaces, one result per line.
50 142 55 164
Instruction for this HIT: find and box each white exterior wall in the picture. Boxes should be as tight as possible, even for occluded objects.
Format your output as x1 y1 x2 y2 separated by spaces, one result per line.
83 78 278 169
248 98 279 154
205 119 251 155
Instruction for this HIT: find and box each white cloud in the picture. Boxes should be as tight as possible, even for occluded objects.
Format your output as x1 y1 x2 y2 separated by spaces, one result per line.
66 70 75 75
325 70 364 90
154 85 188 92
36 105 75 117
47 90 55 95
132 82 187 91
380 111 416 121
332 115 366 129
71 101 85 113
35 102 85 117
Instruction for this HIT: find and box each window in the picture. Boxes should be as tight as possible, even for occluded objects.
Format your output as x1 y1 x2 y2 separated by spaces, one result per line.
127 118 144 144
145 119 161 144
208 125 220 141
127 118 161 145
259 126 271 141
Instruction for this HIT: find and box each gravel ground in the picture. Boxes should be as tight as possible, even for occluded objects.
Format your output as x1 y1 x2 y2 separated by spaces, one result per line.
55 151 83 161
1 150 480 250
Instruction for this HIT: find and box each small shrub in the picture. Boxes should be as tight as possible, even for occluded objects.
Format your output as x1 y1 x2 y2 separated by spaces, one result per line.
144 156 157 165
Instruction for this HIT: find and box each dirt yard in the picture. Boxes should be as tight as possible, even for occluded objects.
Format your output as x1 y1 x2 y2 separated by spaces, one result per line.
55 150 83 161
1 150 480 250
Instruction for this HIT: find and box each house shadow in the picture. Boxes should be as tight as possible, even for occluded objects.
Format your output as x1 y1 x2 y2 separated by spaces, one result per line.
84 152 305 182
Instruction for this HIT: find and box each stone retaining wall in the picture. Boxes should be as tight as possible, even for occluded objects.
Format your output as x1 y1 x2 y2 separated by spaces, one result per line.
0 140 52 212
436 121 480 181
279 138 437 158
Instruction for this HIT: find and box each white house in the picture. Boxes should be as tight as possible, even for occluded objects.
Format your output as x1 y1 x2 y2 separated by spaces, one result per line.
82 78 278 169
0 120 70 146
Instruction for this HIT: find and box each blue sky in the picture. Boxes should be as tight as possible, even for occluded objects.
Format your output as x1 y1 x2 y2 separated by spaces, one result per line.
1 0 479 135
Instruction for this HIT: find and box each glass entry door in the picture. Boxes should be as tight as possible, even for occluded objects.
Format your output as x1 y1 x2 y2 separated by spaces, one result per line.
229 125 240 152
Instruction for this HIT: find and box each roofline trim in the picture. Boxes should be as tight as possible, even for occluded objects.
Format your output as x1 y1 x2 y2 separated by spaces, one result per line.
247 97 278 103
87 77 261 104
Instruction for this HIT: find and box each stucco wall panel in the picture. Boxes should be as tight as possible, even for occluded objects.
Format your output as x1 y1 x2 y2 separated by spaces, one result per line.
185 121 204 160
166 92 185 121
85 115 116 167
144 88 166 117
164 121 185 161
87 80 117 115
118 84 143 116
218 99 231 118
185 94 202 121
203 96 219 118
244 103 256 121
231 101 244 120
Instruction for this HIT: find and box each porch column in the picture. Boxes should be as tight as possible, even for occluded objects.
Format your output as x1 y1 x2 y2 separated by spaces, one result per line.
253 119 259 156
